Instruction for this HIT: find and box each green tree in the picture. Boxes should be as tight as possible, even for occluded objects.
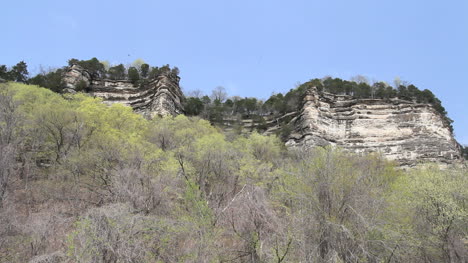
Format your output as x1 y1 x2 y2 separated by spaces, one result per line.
9 61 29 83
171 66 180 76
395 166 468 261
140 63 149 78
127 67 140 85
0 65 10 81
29 68 65 92
184 97 204 116
75 80 88 92
108 64 126 80
148 67 160 79
71 57 106 78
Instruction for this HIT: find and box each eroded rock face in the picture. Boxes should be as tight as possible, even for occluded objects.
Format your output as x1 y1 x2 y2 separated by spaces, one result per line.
286 87 462 165
62 65 91 93
62 65 183 117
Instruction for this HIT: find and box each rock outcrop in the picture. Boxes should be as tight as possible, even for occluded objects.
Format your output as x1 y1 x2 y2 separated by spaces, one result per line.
286 87 462 165
63 66 461 165
63 65 183 117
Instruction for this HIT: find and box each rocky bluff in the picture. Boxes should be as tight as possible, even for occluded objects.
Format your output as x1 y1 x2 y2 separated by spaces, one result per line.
63 64 183 118
63 67 462 165
286 87 462 165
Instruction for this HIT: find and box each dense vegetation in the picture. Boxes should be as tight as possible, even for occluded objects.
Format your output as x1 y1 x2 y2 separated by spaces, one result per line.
0 82 466 262
0 58 180 92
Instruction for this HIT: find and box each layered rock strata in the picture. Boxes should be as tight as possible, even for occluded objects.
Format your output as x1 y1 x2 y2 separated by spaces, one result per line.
63 65 183 117
286 87 462 165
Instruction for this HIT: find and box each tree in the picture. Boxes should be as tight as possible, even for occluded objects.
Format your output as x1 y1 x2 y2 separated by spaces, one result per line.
0 89 20 208
462 145 468 159
148 67 160 79
396 166 468 262
159 64 171 75
171 66 180 76
71 58 106 78
211 86 227 103
351 74 369 85
75 80 88 92
187 89 203 98
201 95 211 105
131 58 145 70
281 148 399 262
127 67 139 85
184 97 204 116
140 63 149 78
68 58 79 66
10 61 29 83
373 82 388 99
29 68 65 92
0 65 10 81
108 64 126 80
100 60 110 71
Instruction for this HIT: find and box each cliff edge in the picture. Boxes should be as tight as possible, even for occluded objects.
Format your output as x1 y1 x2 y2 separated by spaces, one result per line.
286 87 462 165
62 64 184 118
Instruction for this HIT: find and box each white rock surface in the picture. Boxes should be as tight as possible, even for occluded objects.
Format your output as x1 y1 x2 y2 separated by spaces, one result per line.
62 65 183 117
286 87 462 165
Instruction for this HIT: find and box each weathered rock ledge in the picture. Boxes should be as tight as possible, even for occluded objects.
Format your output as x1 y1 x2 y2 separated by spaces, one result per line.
63 65 184 118
286 87 462 165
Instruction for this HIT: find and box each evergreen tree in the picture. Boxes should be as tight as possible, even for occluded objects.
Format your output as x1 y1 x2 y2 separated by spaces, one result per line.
10 61 29 83
0 65 10 80
128 67 140 84
108 64 126 80
140 63 150 78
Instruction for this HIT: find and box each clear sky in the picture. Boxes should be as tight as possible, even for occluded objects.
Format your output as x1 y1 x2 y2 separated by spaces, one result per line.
2 0 467 144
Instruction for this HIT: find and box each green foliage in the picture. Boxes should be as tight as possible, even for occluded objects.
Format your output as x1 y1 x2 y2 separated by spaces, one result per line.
392 165 468 261
183 97 204 116
9 61 29 83
1 82 466 262
0 61 29 82
29 68 65 92
70 57 106 78
0 65 9 80
107 63 126 80
148 66 161 79
74 79 88 92
127 67 140 85
140 63 149 78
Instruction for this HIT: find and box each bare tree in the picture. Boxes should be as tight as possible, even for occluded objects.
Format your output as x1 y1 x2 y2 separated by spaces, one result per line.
211 86 227 103
0 89 20 208
187 89 204 98
351 74 369 84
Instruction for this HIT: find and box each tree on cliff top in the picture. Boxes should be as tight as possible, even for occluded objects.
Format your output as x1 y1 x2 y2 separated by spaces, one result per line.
108 64 126 80
127 67 140 85
0 61 29 83
69 57 106 78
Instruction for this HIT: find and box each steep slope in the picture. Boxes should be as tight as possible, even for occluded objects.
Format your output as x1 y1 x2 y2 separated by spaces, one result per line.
63 65 184 118
286 87 462 165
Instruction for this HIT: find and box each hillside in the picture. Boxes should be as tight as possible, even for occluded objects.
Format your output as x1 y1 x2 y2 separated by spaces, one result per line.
53 59 463 165
0 82 467 262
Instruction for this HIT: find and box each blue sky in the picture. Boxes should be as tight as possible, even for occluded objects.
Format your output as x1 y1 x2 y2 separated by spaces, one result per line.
2 0 467 144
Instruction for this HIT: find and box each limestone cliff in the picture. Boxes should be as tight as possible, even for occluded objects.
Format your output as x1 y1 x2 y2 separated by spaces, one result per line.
63 65 184 117
286 87 462 165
